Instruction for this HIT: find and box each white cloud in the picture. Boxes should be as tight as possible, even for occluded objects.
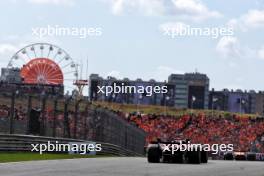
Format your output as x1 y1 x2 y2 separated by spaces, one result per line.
0 43 21 67
227 10 264 31
216 36 241 58
106 0 222 21
171 0 222 21
110 0 164 16
111 0 123 15
226 18 246 32
243 10 264 28
0 44 18 55
27 0 75 6
223 10 264 62
216 37 264 60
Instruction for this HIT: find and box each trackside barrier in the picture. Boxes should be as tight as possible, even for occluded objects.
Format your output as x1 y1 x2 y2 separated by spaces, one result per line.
0 134 144 157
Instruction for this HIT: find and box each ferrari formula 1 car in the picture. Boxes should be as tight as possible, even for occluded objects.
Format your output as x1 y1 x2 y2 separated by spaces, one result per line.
147 139 208 164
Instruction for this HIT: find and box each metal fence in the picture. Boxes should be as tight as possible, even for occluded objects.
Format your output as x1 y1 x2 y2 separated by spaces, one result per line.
0 92 146 155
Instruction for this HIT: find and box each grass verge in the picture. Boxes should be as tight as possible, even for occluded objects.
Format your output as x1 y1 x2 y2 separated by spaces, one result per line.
0 152 111 163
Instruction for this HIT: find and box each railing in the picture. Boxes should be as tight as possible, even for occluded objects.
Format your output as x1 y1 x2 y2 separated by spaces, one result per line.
0 134 144 157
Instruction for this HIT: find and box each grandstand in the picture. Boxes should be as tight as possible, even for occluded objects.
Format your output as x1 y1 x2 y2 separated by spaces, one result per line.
94 101 264 155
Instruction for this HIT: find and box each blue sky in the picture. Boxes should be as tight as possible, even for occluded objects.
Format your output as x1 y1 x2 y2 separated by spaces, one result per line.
0 0 264 93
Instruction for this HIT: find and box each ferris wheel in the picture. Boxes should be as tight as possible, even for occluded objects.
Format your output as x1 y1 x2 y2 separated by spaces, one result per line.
7 43 78 90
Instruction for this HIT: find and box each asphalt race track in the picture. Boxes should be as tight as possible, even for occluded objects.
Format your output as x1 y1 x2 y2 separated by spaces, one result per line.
0 157 264 176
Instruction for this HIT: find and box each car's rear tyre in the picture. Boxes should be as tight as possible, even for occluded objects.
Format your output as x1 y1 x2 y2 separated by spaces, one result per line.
246 153 256 161
187 151 201 164
224 153 234 160
148 147 160 163
201 151 208 163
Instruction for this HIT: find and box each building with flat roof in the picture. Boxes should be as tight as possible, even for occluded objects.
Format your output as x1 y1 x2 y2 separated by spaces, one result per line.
168 72 210 109
89 72 210 109
0 68 22 83
209 89 263 115
89 74 172 106
89 73 264 115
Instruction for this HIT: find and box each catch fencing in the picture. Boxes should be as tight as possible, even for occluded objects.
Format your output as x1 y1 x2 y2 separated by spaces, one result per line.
0 92 146 155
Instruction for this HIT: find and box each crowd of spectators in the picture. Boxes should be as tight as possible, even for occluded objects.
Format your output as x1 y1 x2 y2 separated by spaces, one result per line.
0 105 9 119
1 101 264 153
0 105 26 121
123 112 264 153
0 103 91 139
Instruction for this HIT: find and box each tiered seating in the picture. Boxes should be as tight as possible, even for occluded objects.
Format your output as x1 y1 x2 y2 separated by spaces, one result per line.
125 113 264 153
